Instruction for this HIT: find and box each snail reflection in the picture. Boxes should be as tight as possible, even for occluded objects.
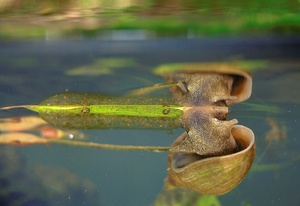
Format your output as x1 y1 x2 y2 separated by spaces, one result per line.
1 64 255 195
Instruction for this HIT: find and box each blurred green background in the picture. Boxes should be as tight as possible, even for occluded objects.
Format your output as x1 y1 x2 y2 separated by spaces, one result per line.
1 0 300 39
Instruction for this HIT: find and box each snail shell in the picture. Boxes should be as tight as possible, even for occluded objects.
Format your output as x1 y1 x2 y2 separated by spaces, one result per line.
165 125 255 195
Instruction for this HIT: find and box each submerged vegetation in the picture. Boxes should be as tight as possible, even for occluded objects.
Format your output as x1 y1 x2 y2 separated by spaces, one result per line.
0 146 100 206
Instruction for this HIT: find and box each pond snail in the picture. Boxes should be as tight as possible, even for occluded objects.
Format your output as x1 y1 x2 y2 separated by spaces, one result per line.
160 64 255 195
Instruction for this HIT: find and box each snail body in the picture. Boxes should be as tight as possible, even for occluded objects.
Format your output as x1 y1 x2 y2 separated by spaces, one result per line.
164 65 253 156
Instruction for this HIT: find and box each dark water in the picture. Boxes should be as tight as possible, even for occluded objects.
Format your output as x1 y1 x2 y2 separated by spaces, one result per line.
1 1 300 205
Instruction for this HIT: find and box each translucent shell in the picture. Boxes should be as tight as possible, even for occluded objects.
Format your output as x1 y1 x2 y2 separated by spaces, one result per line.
165 125 255 195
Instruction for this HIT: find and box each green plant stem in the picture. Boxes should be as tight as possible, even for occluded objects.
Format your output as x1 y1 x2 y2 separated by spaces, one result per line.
49 139 171 152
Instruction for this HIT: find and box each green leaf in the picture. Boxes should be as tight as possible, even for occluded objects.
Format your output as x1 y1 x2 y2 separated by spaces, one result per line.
1 93 183 129
153 61 268 76
196 195 221 206
25 104 183 118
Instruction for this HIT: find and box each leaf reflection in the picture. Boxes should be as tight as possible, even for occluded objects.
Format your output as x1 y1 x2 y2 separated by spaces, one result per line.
65 58 136 76
0 116 87 145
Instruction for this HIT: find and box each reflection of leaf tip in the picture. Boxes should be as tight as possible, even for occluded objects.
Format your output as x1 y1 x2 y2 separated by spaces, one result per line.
0 132 48 145
0 105 38 110
1 105 23 110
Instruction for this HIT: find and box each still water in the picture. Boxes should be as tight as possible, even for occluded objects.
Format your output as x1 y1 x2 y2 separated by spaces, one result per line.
1 1 300 206
1 37 299 206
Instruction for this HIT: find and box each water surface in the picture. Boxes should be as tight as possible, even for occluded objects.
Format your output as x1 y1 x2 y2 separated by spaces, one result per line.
0 1 300 206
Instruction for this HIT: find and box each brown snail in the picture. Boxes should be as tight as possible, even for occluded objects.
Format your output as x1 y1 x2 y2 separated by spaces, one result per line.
160 63 255 195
